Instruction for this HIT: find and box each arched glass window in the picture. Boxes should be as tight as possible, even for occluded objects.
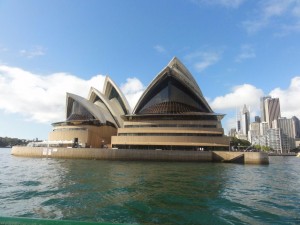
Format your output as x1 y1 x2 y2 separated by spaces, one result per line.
67 100 95 121
136 74 210 114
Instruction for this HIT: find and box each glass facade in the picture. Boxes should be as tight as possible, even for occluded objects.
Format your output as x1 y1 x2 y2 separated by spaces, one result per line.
112 145 227 151
118 133 222 137
136 74 211 114
124 124 217 128
67 100 95 121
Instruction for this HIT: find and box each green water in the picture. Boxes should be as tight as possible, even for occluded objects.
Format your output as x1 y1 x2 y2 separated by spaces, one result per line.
0 148 299 224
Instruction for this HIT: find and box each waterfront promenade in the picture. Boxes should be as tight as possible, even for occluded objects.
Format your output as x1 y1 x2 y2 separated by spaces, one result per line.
11 146 269 164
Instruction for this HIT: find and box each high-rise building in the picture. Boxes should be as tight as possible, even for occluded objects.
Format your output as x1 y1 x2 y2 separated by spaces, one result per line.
264 97 281 128
248 122 260 143
236 120 241 133
260 96 270 122
241 104 250 136
292 116 300 138
255 116 261 123
260 122 269 136
236 108 241 133
267 128 288 153
274 117 297 150
228 128 237 137
251 135 267 147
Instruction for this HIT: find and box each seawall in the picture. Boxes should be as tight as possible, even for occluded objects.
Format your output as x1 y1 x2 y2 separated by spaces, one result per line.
11 147 269 164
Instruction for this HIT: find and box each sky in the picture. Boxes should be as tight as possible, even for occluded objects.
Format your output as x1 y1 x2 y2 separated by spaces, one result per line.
1 0 300 140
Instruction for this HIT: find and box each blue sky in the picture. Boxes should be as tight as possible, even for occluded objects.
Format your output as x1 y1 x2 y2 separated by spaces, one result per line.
1 0 300 140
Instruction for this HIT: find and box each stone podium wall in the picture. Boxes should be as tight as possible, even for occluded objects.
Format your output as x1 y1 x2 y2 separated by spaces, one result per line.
11 147 269 164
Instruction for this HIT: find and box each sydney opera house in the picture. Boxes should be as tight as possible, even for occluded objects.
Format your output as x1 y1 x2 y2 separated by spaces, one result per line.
48 57 229 150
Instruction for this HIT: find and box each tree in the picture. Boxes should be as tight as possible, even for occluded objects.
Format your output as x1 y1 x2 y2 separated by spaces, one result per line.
0 137 29 147
230 137 251 150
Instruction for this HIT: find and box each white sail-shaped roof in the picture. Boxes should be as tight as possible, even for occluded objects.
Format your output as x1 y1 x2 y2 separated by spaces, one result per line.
133 57 213 114
88 87 123 128
66 93 118 127
103 76 131 115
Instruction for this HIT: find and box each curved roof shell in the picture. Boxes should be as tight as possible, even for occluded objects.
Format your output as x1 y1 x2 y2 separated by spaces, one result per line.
88 87 124 128
133 57 213 115
103 76 131 115
66 93 118 127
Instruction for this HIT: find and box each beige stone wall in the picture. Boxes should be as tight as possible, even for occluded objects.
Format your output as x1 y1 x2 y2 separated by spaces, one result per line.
49 125 117 148
212 151 269 164
49 129 88 145
11 147 269 164
112 118 229 148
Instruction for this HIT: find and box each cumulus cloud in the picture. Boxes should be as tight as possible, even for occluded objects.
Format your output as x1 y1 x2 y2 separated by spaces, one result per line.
185 50 222 72
210 76 300 133
270 76 300 118
209 84 264 132
19 46 46 58
120 77 145 109
191 0 245 8
210 84 264 112
0 65 105 123
235 44 256 62
154 45 167 53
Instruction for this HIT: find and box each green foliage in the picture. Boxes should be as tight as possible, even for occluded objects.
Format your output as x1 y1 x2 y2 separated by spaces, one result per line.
0 137 29 147
252 144 272 152
230 137 251 147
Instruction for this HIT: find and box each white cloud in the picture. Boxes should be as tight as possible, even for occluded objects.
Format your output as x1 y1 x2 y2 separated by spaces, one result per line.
210 76 300 133
280 21 300 35
269 76 300 118
262 1 289 18
120 77 145 109
209 84 264 133
210 84 264 112
292 4 300 17
235 44 256 62
154 45 167 53
19 46 46 58
0 65 106 123
191 0 245 8
185 50 222 72
242 0 300 34
242 19 268 34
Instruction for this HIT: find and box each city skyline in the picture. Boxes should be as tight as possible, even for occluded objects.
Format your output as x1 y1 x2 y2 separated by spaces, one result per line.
1 0 300 139
234 96 300 153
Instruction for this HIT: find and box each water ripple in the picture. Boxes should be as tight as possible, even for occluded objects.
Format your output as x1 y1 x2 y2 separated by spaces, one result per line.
0 148 300 224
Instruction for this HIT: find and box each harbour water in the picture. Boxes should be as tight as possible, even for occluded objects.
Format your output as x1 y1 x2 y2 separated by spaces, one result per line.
0 148 299 224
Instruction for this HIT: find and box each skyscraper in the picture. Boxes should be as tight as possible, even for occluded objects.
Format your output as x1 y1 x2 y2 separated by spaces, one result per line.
267 128 288 153
260 122 269 136
292 116 300 138
255 116 261 123
273 117 296 150
260 96 270 122
248 121 260 143
241 104 250 136
264 97 281 128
